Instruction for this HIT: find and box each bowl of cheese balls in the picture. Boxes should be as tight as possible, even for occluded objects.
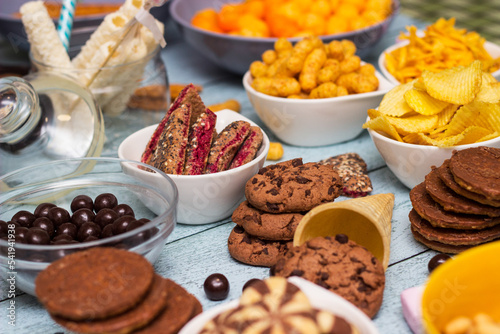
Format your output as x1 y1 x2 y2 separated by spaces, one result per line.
0 157 177 295
243 37 394 147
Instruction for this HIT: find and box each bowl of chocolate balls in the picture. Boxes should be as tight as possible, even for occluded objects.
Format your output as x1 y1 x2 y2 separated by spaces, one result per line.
0 157 178 295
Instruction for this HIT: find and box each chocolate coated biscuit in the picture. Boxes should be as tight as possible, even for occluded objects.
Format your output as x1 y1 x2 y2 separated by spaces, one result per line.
52 274 168 334
231 201 303 240
410 182 500 230
271 236 385 318
228 225 292 267
425 167 500 217
35 247 154 321
449 147 500 201
437 160 500 207
410 226 472 254
245 160 343 213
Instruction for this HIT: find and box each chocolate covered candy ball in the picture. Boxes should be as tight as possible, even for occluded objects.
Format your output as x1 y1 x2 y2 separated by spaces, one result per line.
94 193 118 212
204 273 230 301
70 195 94 213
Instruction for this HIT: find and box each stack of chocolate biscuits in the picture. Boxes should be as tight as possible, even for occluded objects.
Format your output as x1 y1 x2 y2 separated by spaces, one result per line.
409 147 500 253
228 158 343 267
35 247 201 334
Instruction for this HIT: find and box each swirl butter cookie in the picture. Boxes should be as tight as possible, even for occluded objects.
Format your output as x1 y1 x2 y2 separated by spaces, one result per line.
245 159 343 213
271 235 385 318
231 200 303 240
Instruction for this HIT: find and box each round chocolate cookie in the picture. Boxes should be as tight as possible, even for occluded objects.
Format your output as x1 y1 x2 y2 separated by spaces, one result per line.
410 182 500 230
449 147 500 201
425 167 500 217
231 200 304 240
409 209 500 247
271 236 385 318
228 225 293 267
52 274 168 334
245 159 343 213
35 247 154 321
135 279 201 334
437 160 500 207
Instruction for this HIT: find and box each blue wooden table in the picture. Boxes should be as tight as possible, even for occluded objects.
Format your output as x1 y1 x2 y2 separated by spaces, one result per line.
0 14 438 334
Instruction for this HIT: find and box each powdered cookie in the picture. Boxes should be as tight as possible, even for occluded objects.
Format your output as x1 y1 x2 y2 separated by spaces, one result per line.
409 209 500 247
52 274 168 334
437 160 500 207
35 247 154 321
245 160 343 213
320 153 372 197
449 147 500 201
135 279 200 334
425 167 500 217
271 235 385 318
228 225 292 267
410 182 500 230
231 201 303 240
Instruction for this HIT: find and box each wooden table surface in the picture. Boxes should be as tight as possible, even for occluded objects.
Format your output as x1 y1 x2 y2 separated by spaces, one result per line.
0 13 440 334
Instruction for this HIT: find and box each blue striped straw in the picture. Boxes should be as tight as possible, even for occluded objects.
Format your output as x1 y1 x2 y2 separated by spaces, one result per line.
57 0 76 50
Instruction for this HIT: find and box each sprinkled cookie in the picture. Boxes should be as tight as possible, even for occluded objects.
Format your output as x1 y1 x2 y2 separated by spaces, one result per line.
231 200 303 240
319 153 372 197
245 159 343 213
228 225 292 267
271 235 385 318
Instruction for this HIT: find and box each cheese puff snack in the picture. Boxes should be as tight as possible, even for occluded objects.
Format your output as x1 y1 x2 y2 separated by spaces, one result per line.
249 37 379 99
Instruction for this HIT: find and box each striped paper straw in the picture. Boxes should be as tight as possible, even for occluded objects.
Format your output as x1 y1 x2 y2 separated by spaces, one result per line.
57 0 76 50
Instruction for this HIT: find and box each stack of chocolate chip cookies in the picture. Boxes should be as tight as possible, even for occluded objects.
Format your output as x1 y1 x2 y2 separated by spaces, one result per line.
410 147 500 253
35 247 201 334
228 158 343 267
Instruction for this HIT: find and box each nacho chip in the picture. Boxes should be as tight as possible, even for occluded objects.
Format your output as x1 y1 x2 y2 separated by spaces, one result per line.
362 115 403 142
378 80 416 117
422 60 482 104
404 88 450 115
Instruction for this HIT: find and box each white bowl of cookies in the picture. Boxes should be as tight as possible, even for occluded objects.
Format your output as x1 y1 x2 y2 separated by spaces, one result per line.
180 276 379 334
118 84 270 225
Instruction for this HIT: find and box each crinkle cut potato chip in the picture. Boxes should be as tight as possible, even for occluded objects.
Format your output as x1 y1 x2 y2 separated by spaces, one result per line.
364 60 500 147
422 60 482 104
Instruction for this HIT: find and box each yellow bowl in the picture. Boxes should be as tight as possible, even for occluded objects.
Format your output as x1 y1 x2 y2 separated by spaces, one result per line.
422 240 500 333
294 194 394 270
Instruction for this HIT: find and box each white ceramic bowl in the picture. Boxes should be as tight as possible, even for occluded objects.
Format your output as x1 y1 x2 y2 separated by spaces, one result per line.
179 277 379 334
367 126 500 189
243 70 394 147
118 109 270 225
378 40 500 85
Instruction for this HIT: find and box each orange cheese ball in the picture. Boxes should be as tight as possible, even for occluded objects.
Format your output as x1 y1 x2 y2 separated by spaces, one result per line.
191 0 392 38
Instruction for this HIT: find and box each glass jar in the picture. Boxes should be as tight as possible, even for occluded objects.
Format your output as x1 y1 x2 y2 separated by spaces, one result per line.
30 46 169 116
0 72 105 175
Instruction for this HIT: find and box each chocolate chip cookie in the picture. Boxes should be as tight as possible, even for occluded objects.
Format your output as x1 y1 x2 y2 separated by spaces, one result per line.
231 200 303 240
449 147 500 201
271 235 385 318
245 159 343 213
228 225 293 267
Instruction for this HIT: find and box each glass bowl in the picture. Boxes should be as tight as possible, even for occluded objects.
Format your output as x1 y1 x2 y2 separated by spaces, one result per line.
0 157 178 296
30 46 169 116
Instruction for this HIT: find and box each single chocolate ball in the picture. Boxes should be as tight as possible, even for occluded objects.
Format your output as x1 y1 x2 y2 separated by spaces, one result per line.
94 193 118 212
71 208 96 228
14 227 29 243
113 204 135 218
32 217 55 238
204 273 230 301
53 233 74 242
70 195 94 213
34 203 56 218
26 227 50 245
94 208 118 228
12 210 36 228
101 224 114 239
242 278 262 292
77 222 102 242
428 253 452 273
55 222 78 240
112 215 136 235
47 207 70 227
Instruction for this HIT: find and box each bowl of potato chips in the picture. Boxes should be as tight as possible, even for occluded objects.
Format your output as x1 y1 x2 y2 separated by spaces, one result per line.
377 17 500 85
364 60 500 188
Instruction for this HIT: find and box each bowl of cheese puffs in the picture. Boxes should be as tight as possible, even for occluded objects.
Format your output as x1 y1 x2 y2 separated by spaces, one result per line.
170 0 399 74
243 37 394 147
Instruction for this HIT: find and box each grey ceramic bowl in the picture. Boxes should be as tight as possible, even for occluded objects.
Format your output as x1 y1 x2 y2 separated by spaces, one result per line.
169 0 399 74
